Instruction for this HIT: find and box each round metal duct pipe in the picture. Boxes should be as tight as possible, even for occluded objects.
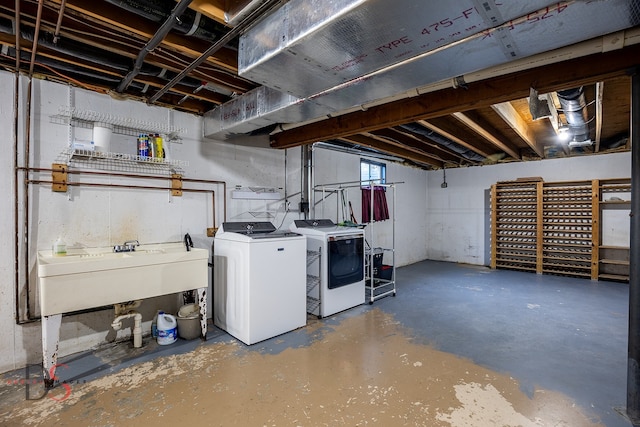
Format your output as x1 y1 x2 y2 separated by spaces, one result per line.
557 87 592 146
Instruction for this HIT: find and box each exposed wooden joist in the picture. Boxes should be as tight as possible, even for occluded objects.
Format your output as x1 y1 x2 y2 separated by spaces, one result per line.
188 0 227 25
48 0 239 72
370 128 462 165
340 135 443 168
189 0 280 27
387 127 473 165
0 3 253 94
0 31 225 105
416 120 491 159
270 44 640 149
133 75 227 104
452 112 521 160
55 22 250 91
595 81 604 152
0 32 118 76
490 102 543 158
364 130 462 166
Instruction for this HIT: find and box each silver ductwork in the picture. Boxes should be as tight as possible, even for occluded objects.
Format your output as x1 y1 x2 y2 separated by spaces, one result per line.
203 86 333 139
225 0 267 26
204 0 639 141
238 0 557 97
557 87 592 147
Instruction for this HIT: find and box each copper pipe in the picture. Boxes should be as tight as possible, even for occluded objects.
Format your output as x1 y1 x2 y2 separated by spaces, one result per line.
32 181 210 195
182 177 227 221
28 0 45 77
18 178 219 324
52 0 67 44
21 167 229 222
17 165 227 323
211 190 216 232
14 0 20 70
27 179 219 225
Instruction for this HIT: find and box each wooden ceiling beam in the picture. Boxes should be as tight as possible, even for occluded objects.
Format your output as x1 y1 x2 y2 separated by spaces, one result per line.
271 44 640 149
0 32 227 105
370 128 462 164
416 120 491 159
48 0 239 72
133 75 227 104
452 112 522 160
188 0 228 25
340 135 443 168
386 127 472 165
489 103 543 157
2 5 252 94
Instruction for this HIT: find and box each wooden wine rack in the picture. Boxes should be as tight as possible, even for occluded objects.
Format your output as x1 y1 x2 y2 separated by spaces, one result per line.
491 180 540 273
598 178 631 282
541 181 594 279
491 178 630 281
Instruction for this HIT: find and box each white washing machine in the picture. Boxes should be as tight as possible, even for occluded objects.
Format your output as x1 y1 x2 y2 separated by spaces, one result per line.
213 221 306 345
290 219 365 318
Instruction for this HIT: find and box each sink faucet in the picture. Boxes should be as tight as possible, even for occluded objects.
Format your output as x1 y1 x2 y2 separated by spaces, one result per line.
184 233 193 252
114 240 139 253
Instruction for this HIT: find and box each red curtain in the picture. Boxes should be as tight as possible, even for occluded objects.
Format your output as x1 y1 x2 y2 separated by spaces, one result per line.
361 186 389 223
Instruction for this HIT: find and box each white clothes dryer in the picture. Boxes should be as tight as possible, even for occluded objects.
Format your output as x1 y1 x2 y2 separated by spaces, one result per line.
290 219 365 318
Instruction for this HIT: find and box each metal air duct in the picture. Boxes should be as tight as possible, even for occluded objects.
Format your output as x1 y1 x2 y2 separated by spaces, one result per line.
205 0 639 140
557 87 592 147
203 86 332 139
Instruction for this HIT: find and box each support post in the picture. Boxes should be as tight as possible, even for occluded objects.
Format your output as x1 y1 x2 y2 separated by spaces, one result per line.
42 314 62 388
197 287 207 340
628 70 640 425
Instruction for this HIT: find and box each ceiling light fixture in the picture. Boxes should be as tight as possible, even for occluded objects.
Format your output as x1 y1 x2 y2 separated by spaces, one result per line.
557 125 571 142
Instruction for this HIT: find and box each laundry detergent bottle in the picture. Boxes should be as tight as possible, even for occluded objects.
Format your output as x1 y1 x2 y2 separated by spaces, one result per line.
156 312 177 345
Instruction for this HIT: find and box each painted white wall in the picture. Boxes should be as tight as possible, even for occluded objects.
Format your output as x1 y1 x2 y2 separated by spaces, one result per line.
425 152 632 265
0 73 430 374
0 74 302 374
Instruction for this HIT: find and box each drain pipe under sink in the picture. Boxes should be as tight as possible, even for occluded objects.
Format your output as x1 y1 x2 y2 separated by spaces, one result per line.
111 312 143 348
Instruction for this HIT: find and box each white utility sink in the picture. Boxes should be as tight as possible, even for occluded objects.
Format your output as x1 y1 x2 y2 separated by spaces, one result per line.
37 242 209 386
38 242 208 316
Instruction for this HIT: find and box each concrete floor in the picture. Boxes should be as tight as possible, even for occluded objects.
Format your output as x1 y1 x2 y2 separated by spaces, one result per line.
0 260 633 426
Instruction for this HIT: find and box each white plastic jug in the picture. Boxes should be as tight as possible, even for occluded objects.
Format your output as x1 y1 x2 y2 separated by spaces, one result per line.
156 312 177 345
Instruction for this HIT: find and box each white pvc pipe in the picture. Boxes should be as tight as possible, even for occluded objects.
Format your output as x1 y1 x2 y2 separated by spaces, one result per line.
111 312 143 348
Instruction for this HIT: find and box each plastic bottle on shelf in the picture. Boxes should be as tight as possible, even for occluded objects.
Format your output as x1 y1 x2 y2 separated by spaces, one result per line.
52 237 67 256
148 135 156 158
155 134 164 161
137 134 149 158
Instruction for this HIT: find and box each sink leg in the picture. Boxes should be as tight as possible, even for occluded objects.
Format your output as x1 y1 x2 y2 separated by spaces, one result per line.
197 287 207 340
42 314 62 389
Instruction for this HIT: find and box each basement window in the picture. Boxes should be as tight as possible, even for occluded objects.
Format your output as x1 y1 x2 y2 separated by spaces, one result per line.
361 159 386 187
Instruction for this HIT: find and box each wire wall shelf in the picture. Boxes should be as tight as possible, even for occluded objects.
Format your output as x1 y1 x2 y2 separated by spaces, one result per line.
57 149 187 175
53 107 186 137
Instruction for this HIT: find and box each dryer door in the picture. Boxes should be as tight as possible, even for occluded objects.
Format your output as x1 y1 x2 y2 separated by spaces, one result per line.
327 234 364 289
